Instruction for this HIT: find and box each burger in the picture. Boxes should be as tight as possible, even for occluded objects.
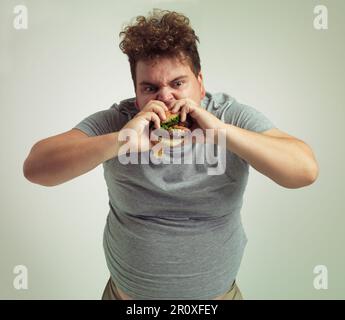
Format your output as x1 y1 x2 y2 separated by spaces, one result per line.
151 111 194 148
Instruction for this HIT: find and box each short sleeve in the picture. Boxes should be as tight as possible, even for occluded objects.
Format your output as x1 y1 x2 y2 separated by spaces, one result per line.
73 103 127 137
223 100 276 133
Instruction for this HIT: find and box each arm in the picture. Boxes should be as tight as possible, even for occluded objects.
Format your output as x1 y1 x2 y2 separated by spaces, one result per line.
169 98 319 189
220 125 319 189
23 129 121 187
23 107 163 187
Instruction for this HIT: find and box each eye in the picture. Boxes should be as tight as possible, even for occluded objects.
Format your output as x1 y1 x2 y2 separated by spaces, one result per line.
173 80 184 88
144 86 156 93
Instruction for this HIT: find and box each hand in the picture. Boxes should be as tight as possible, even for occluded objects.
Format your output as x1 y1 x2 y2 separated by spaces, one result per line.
170 98 225 131
135 100 169 122
118 100 168 153
170 98 227 144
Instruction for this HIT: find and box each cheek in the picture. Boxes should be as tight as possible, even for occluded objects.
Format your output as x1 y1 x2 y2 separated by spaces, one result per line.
135 90 143 106
136 95 151 110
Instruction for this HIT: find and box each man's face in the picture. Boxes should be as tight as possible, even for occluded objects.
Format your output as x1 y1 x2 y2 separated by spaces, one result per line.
135 56 205 110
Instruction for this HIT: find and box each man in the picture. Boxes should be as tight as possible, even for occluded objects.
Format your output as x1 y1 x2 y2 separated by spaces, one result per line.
23 9 319 300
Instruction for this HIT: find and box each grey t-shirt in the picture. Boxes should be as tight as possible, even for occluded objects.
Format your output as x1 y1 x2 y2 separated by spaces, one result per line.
73 92 275 299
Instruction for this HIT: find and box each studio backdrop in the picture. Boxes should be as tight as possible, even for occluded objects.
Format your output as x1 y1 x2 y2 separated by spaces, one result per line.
1 0 344 299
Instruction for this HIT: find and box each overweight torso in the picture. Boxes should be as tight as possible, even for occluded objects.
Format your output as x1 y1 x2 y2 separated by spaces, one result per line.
74 92 275 299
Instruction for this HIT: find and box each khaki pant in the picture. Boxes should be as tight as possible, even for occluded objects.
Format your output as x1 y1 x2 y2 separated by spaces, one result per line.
102 277 243 300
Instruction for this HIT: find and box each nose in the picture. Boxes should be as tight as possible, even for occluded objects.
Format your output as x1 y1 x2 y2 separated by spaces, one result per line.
156 87 174 108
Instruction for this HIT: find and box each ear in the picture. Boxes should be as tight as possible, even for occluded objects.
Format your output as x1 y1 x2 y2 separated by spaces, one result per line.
197 72 206 98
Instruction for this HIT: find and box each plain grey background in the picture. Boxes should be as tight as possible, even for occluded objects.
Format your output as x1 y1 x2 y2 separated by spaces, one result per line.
1 0 344 299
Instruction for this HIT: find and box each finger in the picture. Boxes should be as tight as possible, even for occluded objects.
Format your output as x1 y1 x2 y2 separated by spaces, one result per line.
171 100 184 114
151 100 169 111
151 105 167 121
180 105 189 122
145 102 168 120
143 101 168 115
148 112 161 129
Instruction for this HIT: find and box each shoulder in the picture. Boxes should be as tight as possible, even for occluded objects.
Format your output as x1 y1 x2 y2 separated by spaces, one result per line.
106 97 139 126
203 91 275 132
202 91 236 117
116 97 139 120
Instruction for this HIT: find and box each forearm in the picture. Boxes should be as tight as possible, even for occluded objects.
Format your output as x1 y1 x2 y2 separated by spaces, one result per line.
23 132 120 186
220 124 319 188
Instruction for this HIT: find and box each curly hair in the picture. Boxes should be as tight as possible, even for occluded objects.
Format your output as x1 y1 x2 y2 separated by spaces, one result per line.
119 9 201 87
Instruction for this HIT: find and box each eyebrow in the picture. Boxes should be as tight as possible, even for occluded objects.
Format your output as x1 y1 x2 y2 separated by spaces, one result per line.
139 75 188 87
